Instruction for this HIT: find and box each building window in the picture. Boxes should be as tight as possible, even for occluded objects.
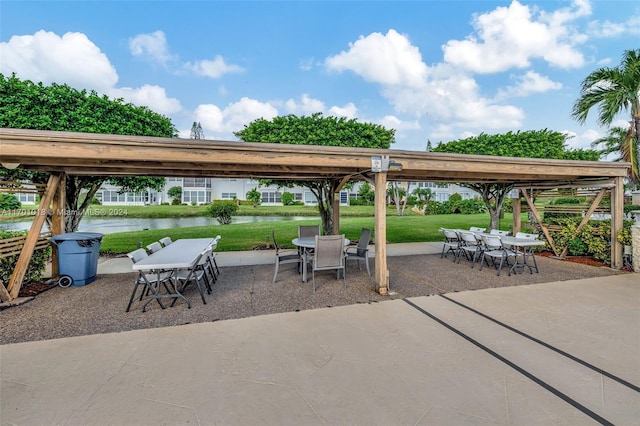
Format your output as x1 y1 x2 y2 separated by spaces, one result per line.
418 182 445 188
435 192 449 202
16 193 37 203
221 193 237 199
183 190 211 204
304 192 318 204
183 178 209 188
261 191 281 203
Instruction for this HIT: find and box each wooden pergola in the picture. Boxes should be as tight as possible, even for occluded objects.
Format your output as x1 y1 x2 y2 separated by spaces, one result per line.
0 128 631 301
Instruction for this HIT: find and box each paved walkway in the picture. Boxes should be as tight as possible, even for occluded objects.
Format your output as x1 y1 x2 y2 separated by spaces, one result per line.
3 244 639 425
93 241 443 274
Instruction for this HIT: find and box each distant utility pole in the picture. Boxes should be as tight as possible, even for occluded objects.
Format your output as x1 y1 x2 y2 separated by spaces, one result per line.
190 121 204 139
426 139 432 152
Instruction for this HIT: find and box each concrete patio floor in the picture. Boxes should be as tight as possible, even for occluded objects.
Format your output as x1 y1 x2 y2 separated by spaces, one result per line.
1 244 639 425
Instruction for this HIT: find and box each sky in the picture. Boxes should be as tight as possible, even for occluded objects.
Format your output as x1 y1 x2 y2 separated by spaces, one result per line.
1 0 638 153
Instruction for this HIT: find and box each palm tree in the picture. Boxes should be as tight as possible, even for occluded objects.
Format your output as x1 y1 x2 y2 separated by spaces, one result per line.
572 49 640 185
591 127 639 186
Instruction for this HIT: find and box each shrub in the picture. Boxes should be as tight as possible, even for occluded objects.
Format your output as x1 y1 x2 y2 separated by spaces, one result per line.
567 238 589 256
544 217 611 264
207 200 239 224
0 193 21 210
246 188 261 207
349 198 368 206
458 199 487 214
624 204 640 214
0 230 51 284
280 191 294 206
502 198 513 213
167 186 182 203
617 221 633 245
171 198 182 205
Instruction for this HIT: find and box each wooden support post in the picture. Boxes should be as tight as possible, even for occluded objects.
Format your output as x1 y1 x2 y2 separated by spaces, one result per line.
332 190 340 235
50 172 66 277
7 173 61 300
512 190 522 235
333 176 351 236
374 171 388 295
611 177 624 269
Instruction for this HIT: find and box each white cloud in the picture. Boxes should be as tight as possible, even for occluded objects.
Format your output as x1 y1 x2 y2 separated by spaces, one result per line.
130 31 243 79
109 85 182 115
587 14 640 38
129 31 174 64
495 71 562 100
325 29 428 87
563 128 602 150
379 115 421 149
328 103 358 119
324 27 528 133
0 30 118 91
285 94 326 115
183 55 244 79
442 0 586 73
299 57 314 71
194 97 279 138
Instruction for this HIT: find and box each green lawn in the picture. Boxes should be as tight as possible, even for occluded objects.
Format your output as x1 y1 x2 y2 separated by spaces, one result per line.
100 213 513 255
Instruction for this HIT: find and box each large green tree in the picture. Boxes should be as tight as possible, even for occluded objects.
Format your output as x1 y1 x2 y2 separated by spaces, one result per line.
234 113 395 235
572 48 640 185
0 74 177 231
432 129 599 230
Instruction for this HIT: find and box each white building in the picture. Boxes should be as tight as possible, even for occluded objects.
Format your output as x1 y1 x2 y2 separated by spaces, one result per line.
95 178 478 206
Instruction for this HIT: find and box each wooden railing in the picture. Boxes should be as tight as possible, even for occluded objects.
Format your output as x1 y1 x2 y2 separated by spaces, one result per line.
0 232 52 259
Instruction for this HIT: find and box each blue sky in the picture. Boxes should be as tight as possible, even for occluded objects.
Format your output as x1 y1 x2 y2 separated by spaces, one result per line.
1 0 638 152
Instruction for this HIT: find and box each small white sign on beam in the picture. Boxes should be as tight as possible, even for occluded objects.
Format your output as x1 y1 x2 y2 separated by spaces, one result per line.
371 156 382 172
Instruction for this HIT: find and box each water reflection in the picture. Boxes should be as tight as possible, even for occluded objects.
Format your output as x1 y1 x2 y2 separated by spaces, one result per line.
0 216 313 235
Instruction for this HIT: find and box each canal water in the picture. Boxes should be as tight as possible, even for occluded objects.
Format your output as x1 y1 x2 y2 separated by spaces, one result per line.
0 216 312 235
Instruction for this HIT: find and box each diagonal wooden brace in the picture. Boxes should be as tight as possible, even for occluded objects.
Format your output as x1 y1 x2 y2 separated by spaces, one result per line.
5 173 62 301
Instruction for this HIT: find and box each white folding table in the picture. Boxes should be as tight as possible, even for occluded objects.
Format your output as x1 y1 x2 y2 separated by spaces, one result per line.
500 236 545 275
132 238 214 310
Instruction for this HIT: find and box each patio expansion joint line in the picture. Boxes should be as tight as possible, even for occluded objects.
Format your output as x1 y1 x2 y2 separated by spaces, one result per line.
401 298 615 426
438 294 640 393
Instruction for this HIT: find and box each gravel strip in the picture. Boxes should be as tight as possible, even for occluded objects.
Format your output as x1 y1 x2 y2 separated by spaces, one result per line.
0 254 624 344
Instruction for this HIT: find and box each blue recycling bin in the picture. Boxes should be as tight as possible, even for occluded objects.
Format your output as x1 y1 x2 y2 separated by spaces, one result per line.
50 232 103 286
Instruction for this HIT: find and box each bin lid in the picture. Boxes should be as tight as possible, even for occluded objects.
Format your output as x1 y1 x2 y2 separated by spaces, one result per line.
51 232 104 241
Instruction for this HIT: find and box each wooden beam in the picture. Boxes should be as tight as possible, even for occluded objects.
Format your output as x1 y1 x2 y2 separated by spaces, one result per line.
611 176 624 269
0 279 10 303
332 190 340 236
50 172 66 277
374 172 388 295
512 192 521 235
336 174 352 192
1 128 629 185
7 173 61 300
